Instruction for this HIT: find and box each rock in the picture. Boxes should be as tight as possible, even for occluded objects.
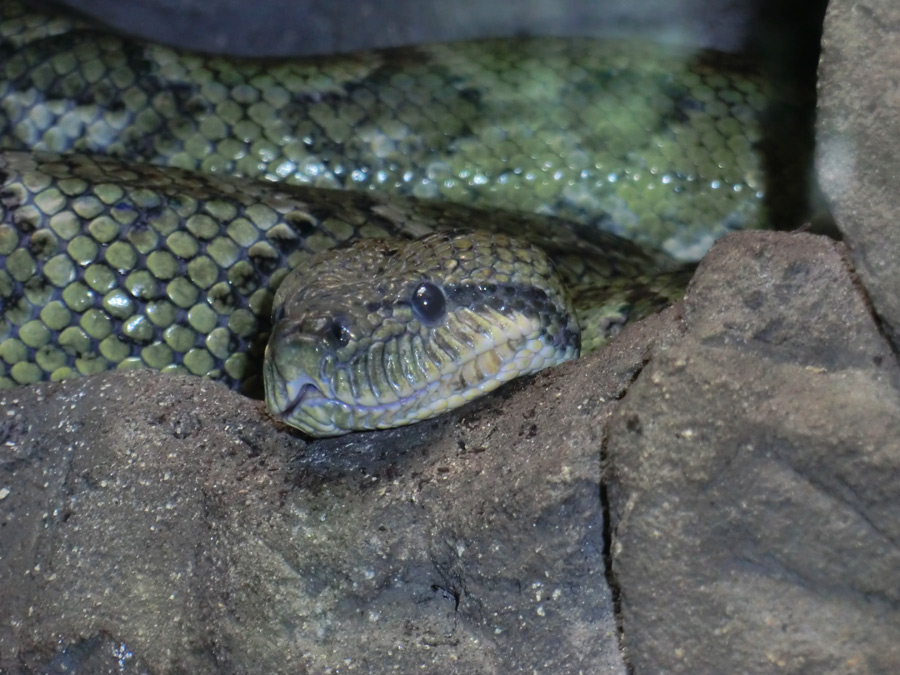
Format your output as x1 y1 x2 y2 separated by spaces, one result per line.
0 315 658 672
3 231 899 673
607 232 900 673
817 0 900 346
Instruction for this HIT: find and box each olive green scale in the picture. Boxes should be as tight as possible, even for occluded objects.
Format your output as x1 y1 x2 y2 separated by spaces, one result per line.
0 153 290 389
0 1 787 396
0 0 777 262
0 151 687 391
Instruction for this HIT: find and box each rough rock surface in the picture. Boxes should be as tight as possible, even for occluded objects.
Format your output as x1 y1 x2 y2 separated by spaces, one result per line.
3 230 900 673
607 232 900 673
817 0 900 347
1 312 652 672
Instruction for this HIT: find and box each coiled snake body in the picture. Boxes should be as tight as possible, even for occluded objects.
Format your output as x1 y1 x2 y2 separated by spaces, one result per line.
0 2 794 435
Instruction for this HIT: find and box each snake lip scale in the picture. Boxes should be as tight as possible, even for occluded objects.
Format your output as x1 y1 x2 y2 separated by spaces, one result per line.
275 376 319 421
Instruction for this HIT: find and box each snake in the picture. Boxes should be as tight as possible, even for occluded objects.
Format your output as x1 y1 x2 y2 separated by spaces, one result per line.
0 1 803 436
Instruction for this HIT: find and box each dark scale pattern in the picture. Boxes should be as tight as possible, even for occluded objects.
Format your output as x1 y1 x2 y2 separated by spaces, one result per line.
264 230 582 434
0 151 689 392
0 0 783 261
0 152 389 389
0 0 768 407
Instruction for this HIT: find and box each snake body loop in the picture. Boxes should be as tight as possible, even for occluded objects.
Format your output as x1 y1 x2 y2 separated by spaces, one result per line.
0 2 791 435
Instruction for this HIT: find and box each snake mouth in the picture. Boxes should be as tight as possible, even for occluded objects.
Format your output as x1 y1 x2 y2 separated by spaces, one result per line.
265 306 580 436
280 381 322 420
265 341 520 434
265 366 327 421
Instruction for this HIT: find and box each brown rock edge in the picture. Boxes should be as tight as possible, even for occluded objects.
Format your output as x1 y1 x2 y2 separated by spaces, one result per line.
0 285 638 669
608 232 900 673
817 0 900 348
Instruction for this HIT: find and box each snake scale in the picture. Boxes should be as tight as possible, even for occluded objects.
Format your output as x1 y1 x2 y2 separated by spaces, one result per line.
0 1 803 435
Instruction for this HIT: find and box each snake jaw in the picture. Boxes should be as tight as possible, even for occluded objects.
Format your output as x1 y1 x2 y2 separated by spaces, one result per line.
265 313 578 437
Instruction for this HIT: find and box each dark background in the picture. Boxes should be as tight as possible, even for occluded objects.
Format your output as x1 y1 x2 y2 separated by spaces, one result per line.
46 0 827 62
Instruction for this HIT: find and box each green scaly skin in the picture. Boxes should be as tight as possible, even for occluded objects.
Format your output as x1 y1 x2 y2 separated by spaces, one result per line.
265 231 581 436
0 150 686 395
0 1 779 261
0 2 788 432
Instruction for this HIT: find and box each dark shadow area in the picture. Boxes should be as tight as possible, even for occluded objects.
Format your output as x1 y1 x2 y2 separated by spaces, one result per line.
747 0 835 237
47 0 817 58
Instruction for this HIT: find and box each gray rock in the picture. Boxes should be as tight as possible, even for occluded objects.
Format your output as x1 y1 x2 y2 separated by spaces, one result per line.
0 314 650 672
817 0 900 346
607 232 900 673
3 228 900 672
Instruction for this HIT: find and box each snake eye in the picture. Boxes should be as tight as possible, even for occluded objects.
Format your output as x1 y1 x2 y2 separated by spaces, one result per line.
272 304 286 323
412 282 446 323
326 318 352 348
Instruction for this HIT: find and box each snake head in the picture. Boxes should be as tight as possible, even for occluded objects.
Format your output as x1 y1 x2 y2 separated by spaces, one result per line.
264 231 580 437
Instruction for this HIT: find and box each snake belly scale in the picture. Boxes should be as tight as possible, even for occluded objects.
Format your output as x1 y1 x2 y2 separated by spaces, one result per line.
0 2 782 435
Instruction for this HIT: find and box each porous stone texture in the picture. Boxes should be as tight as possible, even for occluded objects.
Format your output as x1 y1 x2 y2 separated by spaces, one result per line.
3 231 900 673
0 317 647 673
817 0 900 347
607 232 900 673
